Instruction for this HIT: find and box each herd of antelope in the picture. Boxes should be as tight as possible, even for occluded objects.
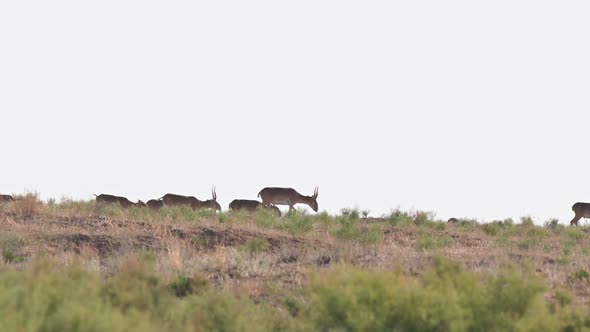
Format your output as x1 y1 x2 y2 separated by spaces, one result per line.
2 190 590 226
0 187 320 217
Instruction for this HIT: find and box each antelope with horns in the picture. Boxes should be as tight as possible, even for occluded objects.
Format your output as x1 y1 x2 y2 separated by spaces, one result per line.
159 187 220 211
570 202 590 226
258 187 318 212
199 187 221 211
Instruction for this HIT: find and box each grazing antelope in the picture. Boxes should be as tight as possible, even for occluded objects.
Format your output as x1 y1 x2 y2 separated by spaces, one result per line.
0 194 14 202
258 187 319 212
94 194 146 209
447 218 459 223
159 193 201 209
198 187 221 211
228 199 282 216
146 199 164 211
570 202 590 226
229 199 261 212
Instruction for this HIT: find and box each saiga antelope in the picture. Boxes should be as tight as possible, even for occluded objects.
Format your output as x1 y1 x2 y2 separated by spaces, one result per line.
94 194 146 209
228 199 282 216
258 187 318 212
146 199 164 211
160 187 220 211
570 202 590 226
199 187 221 211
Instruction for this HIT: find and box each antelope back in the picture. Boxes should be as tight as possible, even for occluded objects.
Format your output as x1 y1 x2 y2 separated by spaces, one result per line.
573 202 590 218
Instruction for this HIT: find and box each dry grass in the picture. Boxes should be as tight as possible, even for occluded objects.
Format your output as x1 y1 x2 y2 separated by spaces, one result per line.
2 199 590 306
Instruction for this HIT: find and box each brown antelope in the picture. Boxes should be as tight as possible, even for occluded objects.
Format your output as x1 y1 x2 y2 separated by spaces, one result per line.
228 199 281 216
258 187 318 212
160 187 220 211
0 194 14 202
146 199 164 211
159 193 201 209
199 187 221 211
94 194 146 209
570 202 590 226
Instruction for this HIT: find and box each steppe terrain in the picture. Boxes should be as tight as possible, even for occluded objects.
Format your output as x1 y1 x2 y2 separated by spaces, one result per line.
2 193 590 331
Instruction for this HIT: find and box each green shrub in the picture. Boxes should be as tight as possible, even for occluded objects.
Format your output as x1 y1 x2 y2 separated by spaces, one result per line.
302 259 566 332
544 218 560 229
332 212 363 241
169 275 208 297
281 211 314 235
387 209 414 227
518 227 549 250
572 270 590 282
340 208 360 219
415 233 453 251
0 257 284 332
0 233 26 264
520 216 535 227
217 213 229 223
314 211 333 226
563 227 584 245
503 218 514 226
254 208 279 229
358 224 384 245
496 235 511 248
414 211 430 226
2 256 590 332
483 222 501 236
456 218 479 232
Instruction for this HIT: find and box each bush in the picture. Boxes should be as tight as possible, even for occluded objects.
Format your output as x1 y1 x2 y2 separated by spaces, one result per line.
415 233 453 251
302 259 569 332
572 270 590 282
520 216 535 227
169 275 208 297
563 227 584 245
281 211 314 235
455 218 479 232
332 212 365 242
0 257 284 332
358 224 384 245
0 233 26 264
254 208 279 229
387 209 414 227
483 223 501 236
544 218 561 229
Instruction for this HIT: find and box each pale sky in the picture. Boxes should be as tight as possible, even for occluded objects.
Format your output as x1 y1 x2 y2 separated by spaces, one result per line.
1 1 589 224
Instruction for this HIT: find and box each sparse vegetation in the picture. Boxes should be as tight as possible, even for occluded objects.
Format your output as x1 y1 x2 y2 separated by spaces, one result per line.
3 195 590 330
241 237 270 253
415 232 453 251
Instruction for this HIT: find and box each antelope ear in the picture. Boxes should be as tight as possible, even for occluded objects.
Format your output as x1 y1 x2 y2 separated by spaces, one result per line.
314 187 319 198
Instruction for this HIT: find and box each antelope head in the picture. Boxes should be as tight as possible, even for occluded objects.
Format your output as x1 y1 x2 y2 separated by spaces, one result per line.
203 186 222 211
307 187 319 212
